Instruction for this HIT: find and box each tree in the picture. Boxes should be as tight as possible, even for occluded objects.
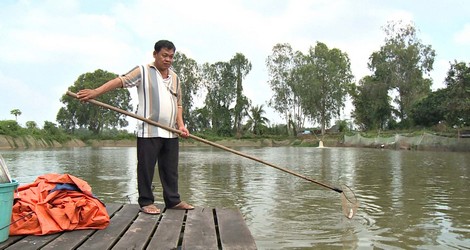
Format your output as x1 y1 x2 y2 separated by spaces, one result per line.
352 76 392 130
369 21 435 126
229 53 252 138
202 61 236 136
410 88 447 127
56 107 76 133
43 121 60 135
266 43 303 135
295 42 354 135
10 109 22 121
58 69 132 134
25 121 41 136
192 107 211 132
443 61 470 127
245 105 270 135
172 52 201 132
25 121 37 130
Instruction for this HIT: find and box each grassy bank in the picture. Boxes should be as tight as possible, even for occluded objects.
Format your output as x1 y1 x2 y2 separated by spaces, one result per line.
2 129 467 152
0 134 337 149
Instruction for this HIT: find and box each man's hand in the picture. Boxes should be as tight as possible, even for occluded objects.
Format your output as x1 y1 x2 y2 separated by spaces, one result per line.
77 89 98 101
179 126 190 138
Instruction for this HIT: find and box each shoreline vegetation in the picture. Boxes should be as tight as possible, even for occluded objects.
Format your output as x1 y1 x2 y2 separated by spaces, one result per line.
0 134 321 149
1 133 469 152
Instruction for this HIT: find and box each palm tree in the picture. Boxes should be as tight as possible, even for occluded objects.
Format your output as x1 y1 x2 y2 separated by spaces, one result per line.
10 109 22 121
245 105 270 135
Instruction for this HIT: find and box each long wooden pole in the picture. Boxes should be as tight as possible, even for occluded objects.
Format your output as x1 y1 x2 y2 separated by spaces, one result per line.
66 91 343 193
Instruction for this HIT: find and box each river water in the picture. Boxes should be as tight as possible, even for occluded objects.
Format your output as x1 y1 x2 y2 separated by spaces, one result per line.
1 146 469 249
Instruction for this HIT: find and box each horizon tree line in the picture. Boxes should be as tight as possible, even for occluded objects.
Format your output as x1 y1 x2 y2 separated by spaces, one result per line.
3 20 468 137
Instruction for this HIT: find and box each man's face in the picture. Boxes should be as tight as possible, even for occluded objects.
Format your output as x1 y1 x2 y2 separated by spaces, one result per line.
154 47 175 70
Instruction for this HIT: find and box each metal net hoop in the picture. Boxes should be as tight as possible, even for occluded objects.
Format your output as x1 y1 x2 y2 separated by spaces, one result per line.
340 184 358 219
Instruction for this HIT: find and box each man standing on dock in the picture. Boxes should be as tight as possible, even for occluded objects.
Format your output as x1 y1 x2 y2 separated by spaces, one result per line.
77 40 194 214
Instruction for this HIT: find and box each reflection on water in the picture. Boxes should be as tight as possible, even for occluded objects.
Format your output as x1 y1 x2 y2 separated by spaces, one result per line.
1 146 469 249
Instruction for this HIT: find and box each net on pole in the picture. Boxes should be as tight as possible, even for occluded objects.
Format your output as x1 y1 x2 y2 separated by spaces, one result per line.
340 184 358 219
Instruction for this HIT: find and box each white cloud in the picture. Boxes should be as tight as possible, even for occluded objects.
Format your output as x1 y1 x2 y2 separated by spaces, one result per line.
385 10 414 25
454 23 470 45
0 71 55 126
430 59 451 90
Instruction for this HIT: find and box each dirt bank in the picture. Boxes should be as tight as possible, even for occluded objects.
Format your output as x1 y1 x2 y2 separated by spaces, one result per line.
0 135 86 149
0 135 313 149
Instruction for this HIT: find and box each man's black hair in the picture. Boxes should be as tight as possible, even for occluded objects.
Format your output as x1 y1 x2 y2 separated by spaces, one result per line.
154 40 176 52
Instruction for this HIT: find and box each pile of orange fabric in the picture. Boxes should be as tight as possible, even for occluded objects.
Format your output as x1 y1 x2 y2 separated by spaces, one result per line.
10 173 110 235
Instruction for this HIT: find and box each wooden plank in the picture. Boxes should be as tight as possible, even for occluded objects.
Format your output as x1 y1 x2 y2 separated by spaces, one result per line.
0 235 24 249
3 234 59 250
216 208 257 250
1 205 257 250
182 207 218 250
41 203 123 250
77 204 139 250
147 208 185 250
42 230 94 250
105 203 126 216
111 205 162 250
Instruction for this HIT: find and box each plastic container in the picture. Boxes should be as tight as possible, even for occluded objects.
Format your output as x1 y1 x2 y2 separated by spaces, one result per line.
0 180 18 243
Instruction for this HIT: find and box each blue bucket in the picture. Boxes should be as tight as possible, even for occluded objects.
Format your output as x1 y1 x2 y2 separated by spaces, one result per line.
0 180 18 243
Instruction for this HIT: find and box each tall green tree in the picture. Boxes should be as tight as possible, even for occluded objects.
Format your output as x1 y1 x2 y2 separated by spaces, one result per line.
202 61 236 136
352 76 392 130
25 121 40 136
295 42 354 135
245 104 270 135
25 121 37 130
172 52 201 132
43 121 60 135
410 88 447 127
10 109 21 121
192 107 211 132
444 61 470 127
58 69 132 134
369 21 435 126
266 43 303 135
229 53 252 138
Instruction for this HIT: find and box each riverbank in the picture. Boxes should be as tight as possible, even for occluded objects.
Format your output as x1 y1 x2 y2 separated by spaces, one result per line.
1 134 468 152
0 135 86 149
0 134 330 150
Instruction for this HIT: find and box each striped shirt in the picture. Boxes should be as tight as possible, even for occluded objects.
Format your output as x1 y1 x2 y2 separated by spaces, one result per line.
119 63 182 138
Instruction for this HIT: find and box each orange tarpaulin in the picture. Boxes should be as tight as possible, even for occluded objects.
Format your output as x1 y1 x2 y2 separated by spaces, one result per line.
10 173 110 235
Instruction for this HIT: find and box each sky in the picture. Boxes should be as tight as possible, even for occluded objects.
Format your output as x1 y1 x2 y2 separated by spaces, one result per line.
1 0 469 130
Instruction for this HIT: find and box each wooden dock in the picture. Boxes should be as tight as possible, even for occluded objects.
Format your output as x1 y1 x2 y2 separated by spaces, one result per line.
0 203 257 250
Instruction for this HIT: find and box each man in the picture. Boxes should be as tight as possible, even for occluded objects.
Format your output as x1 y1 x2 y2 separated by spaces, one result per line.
77 40 194 214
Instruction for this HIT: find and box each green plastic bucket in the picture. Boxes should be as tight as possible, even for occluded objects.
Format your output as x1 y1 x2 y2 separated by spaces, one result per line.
0 180 18 243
